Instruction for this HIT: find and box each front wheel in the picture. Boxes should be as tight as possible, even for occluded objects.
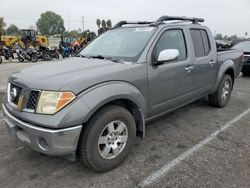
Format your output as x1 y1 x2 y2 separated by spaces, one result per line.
4 55 9 60
43 53 51 61
209 74 233 108
78 105 136 172
55 52 60 59
18 56 24 62
31 54 38 62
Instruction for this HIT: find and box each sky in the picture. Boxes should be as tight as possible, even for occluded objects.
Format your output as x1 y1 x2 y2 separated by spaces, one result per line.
0 0 249 37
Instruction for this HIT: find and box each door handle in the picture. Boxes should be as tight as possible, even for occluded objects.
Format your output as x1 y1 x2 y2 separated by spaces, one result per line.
209 60 216 65
185 66 193 72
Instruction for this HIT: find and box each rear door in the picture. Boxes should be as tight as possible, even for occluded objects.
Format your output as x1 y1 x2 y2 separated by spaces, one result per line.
188 28 217 93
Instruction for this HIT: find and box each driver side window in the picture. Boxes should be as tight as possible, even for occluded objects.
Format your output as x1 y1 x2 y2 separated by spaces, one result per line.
153 29 187 62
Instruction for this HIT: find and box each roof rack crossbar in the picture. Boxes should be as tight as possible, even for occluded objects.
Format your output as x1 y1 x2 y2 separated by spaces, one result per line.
156 16 204 24
112 15 205 29
113 21 153 29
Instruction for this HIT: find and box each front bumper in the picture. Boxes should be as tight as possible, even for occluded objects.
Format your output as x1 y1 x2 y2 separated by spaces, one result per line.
2 104 82 156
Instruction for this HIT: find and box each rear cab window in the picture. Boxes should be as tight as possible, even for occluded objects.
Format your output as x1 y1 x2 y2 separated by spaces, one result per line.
190 29 211 58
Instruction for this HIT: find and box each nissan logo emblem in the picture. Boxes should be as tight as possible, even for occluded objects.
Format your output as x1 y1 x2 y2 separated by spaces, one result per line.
10 87 18 101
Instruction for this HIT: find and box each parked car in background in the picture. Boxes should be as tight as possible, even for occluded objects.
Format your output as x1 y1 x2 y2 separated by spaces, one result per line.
216 40 231 49
2 16 244 172
232 41 250 75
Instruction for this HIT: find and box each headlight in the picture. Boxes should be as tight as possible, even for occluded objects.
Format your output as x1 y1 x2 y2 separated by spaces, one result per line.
36 91 76 114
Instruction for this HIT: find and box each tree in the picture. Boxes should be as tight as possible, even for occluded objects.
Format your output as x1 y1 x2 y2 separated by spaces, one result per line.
96 19 101 29
0 17 6 35
6 24 19 35
101 20 106 29
106 19 112 28
64 30 81 37
223 35 228 41
214 33 223 40
36 11 65 35
228 35 237 41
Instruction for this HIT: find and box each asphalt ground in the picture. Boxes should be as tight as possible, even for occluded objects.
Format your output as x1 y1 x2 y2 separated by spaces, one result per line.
0 62 250 188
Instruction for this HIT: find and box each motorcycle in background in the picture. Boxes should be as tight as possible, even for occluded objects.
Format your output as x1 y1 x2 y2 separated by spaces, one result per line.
16 46 38 63
38 46 60 61
3 46 15 60
47 47 60 60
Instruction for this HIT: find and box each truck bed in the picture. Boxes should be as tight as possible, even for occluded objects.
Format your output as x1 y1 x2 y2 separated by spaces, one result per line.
217 49 243 77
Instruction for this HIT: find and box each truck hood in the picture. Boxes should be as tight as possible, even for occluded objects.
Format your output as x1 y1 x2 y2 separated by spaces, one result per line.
9 57 143 94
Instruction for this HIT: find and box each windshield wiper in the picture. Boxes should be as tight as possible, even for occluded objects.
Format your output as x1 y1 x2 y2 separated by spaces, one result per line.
89 55 122 63
78 54 91 59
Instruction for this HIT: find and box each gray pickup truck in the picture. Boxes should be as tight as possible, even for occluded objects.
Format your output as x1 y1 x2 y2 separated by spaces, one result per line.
2 16 243 172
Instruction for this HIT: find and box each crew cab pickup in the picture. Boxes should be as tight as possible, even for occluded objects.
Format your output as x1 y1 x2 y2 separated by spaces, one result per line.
2 16 243 172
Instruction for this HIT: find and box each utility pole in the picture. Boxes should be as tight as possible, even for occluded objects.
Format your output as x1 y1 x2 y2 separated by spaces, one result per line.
68 10 70 31
82 16 84 32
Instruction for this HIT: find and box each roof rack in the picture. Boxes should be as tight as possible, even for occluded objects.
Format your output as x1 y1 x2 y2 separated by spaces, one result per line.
113 21 153 29
112 15 205 29
156 16 204 24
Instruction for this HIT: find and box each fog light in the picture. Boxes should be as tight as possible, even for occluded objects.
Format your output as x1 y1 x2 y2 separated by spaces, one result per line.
38 137 49 150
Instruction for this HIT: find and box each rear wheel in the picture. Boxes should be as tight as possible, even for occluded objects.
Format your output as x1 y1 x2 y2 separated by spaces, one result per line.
78 105 136 172
209 74 233 107
0 56 2 64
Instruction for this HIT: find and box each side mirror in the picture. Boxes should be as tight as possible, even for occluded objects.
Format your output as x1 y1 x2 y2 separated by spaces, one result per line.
155 49 179 65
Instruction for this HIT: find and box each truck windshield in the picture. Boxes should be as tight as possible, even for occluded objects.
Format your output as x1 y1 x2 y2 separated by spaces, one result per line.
80 27 156 62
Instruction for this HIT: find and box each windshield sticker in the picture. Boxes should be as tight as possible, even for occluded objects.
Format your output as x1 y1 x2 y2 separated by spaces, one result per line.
135 27 154 32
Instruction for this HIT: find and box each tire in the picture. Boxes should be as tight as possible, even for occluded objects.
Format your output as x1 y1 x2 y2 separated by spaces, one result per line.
55 52 60 59
0 56 2 64
18 57 24 62
47 53 52 61
209 74 233 108
78 105 136 172
43 53 51 61
31 54 38 62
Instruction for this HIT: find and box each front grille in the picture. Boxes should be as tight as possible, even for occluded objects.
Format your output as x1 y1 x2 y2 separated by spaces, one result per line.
26 91 40 110
8 83 40 112
247 57 250 63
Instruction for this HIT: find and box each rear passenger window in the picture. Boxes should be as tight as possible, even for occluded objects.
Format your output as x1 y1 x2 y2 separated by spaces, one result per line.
190 29 211 58
201 30 211 55
153 29 187 62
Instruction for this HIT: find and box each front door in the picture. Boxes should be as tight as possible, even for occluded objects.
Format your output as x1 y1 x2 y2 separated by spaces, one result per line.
147 28 195 117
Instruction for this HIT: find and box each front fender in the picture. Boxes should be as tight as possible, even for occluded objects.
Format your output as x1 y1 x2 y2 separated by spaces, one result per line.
210 59 235 94
78 81 147 124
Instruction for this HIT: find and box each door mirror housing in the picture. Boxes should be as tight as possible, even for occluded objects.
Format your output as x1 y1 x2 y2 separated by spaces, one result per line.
155 49 180 65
